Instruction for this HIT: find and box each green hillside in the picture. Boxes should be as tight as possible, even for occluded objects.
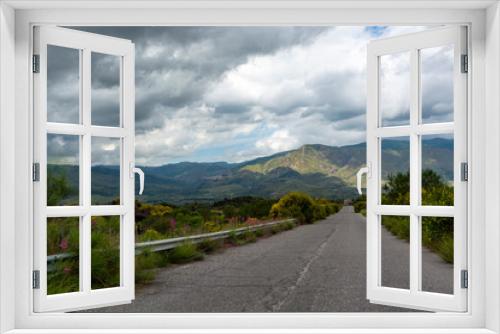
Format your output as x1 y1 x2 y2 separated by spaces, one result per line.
47 139 453 205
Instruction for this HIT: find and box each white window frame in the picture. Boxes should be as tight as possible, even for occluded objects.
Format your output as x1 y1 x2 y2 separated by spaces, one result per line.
0 1 499 333
366 26 468 312
33 26 136 312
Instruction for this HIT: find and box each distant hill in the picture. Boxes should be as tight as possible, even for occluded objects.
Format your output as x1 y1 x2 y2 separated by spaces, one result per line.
49 138 453 205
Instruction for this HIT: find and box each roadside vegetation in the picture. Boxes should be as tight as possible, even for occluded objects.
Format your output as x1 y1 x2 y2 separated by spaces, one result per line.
353 169 454 264
47 186 342 294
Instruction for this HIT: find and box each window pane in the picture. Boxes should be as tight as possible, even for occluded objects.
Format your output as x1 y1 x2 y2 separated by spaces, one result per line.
47 45 80 124
91 52 121 127
379 52 410 127
47 134 80 206
91 216 121 290
421 134 454 206
381 215 410 290
91 137 121 205
421 216 454 294
421 45 454 124
381 137 410 205
47 217 80 295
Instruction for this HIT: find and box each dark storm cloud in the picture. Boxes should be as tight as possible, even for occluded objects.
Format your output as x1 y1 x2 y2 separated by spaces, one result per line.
67 26 329 134
47 26 435 165
47 45 80 124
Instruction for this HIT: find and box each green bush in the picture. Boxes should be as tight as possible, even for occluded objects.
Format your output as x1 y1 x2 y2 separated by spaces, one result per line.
254 229 265 237
283 221 296 230
91 216 121 289
270 192 316 224
139 229 164 242
169 242 204 264
242 230 257 243
271 224 282 234
313 204 328 221
382 216 410 241
436 235 454 264
135 249 166 284
353 201 366 214
381 171 454 264
228 230 257 245
198 238 223 253
47 259 79 295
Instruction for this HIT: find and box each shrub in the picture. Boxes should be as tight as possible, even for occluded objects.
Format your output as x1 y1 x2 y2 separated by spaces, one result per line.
135 249 166 284
353 201 366 214
228 230 256 245
241 230 257 243
271 225 282 234
313 204 328 221
270 192 316 224
198 238 223 253
139 229 164 242
47 259 79 295
254 229 265 237
169 242 204 264
283 221 296 230
382 216 410 241
90 216 121 289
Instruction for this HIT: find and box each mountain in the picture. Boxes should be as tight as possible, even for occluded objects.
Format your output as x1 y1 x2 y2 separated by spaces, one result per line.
49 138 453 205
241 143 366 185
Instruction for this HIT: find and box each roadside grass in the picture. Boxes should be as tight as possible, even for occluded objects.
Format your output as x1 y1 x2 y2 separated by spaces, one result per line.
136 220 301 285
382 215 454 264
197 238 224 253
353 193 453 264
168 242 204 264
47 215 331 292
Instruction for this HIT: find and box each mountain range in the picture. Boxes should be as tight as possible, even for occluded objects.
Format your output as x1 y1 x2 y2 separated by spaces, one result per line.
50 138 453 205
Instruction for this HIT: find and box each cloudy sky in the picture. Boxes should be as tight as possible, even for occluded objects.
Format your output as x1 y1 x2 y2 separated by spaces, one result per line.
47 26 453 166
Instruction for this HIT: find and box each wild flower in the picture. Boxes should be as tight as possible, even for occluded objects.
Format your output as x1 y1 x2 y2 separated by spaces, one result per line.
169 219 177 230
59 238 69 251
245 217 259 226
63 266 71 274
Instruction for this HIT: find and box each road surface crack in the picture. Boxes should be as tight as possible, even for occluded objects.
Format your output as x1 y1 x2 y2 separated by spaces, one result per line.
270 224 337 311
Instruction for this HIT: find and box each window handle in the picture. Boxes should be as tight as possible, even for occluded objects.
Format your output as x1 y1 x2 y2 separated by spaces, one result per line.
130 163 145 195
356 163 371 195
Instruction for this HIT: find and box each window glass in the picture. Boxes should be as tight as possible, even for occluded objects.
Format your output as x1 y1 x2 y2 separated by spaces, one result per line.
91 137 121 205
380 52 411 127
421 45 454 124
421 216 454 294
47 45 80 124
47 134 80 206
91 216 121 289
381 137 410 205
381 215 410 290
47 217 80 295
91 52 121 127
421 134 454 206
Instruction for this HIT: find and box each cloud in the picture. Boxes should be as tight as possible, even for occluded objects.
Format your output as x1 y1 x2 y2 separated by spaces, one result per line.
48 26 441 166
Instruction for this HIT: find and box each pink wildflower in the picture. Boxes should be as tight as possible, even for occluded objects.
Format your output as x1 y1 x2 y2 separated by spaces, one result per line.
59 238 69 251
63 267 71 274
170 219 177 230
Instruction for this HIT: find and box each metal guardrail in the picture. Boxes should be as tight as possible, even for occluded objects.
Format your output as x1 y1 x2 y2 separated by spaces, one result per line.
134 218 295 254
47 218 296 268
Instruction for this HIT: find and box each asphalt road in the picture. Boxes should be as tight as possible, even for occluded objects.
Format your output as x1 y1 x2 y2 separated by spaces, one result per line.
88 206 453 313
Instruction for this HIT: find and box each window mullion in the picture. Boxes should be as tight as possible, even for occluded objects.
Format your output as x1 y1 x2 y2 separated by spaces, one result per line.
409 48 420 293
81 48 92 294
